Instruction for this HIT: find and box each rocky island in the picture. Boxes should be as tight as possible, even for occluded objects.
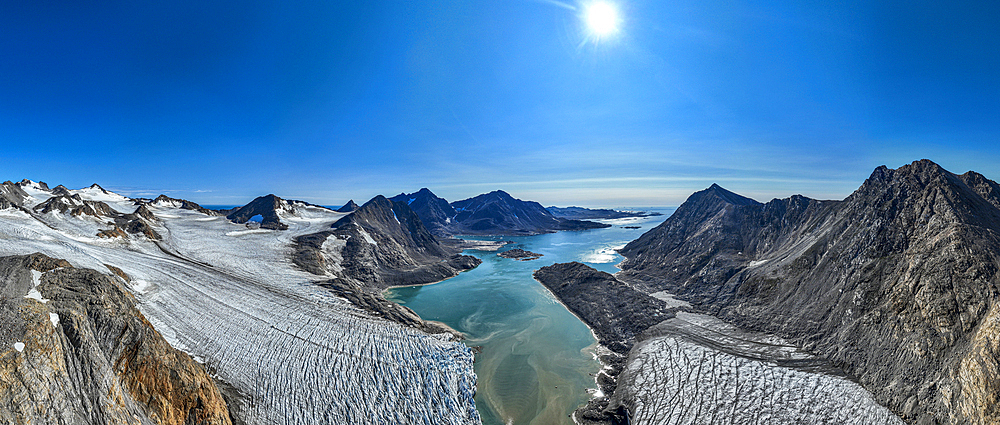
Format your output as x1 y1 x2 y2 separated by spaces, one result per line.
497 248 544 260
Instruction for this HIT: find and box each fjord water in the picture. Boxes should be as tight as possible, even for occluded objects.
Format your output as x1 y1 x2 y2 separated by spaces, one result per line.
384 210 672 425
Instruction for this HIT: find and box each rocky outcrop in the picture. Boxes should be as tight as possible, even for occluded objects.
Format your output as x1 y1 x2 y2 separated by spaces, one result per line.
616 159 1000 424
336 200 359 213
0 181 30 208
34 195 117 217
393 188 610 236
222 194 327 230
226 195 289 230
546 206 662 220
151 195 218 216
0 253 232 425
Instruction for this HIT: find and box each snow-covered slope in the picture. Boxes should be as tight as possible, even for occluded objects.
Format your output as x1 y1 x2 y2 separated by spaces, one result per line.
0 185 481 425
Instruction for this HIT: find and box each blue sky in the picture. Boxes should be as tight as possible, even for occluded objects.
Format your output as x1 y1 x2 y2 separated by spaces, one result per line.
2 0 997 207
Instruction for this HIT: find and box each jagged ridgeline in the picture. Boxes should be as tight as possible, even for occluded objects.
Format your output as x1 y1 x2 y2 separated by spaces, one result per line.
615 159 1000 424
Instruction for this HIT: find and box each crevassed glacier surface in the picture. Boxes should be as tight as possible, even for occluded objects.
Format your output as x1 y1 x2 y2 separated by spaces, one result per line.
0 189 480 425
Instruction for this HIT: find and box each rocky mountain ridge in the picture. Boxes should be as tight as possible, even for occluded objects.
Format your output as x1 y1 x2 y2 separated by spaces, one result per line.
391 188 610 236
292 195 480 331
613 159 1000 424
309 195 478 288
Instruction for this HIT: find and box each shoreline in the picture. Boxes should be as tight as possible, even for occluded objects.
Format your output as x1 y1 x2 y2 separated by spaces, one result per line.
531 274 624 424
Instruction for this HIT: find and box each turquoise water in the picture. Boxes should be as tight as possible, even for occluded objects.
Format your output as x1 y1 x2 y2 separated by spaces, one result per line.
384 210 672 425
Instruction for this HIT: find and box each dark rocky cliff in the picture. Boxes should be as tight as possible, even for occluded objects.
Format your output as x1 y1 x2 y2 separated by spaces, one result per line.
618 159 1000 424
0 253 232 425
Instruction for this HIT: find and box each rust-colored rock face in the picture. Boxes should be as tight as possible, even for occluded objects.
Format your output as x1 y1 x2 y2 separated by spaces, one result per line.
0 253 232 425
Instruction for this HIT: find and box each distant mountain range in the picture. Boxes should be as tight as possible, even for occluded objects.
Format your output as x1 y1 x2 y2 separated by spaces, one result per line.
390 188 610 236
545 206 662 220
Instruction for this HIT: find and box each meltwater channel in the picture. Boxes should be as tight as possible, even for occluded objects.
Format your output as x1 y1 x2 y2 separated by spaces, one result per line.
384 210 671 425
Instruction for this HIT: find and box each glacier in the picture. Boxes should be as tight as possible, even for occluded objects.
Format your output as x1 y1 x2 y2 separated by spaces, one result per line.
0 185 480 425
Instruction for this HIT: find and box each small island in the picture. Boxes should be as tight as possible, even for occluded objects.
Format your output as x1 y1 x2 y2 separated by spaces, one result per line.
498 249 544 261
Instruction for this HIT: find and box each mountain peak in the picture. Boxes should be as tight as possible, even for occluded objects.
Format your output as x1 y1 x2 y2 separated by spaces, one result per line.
695 184 759 206
226 194 291 230
337 200 359 213
51 185 72 197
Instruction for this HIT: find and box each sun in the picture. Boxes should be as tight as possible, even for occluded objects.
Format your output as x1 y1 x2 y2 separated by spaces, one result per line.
584 1 620 38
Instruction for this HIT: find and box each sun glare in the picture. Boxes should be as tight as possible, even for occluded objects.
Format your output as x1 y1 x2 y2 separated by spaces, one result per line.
584 2 620 38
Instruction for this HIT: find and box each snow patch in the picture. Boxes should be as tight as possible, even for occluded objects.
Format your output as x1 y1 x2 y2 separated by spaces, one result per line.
357 227 378 245
13 342 24 352
49 312 60 327
320 236 346 274
152 198 182 208
226 229 274 237
132 279 151 294
747 259 769 267
77 186 131 204
25 270 48 303
650 291 692 309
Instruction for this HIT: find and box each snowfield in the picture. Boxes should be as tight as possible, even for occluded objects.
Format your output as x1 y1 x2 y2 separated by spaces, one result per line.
0 186 480 425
